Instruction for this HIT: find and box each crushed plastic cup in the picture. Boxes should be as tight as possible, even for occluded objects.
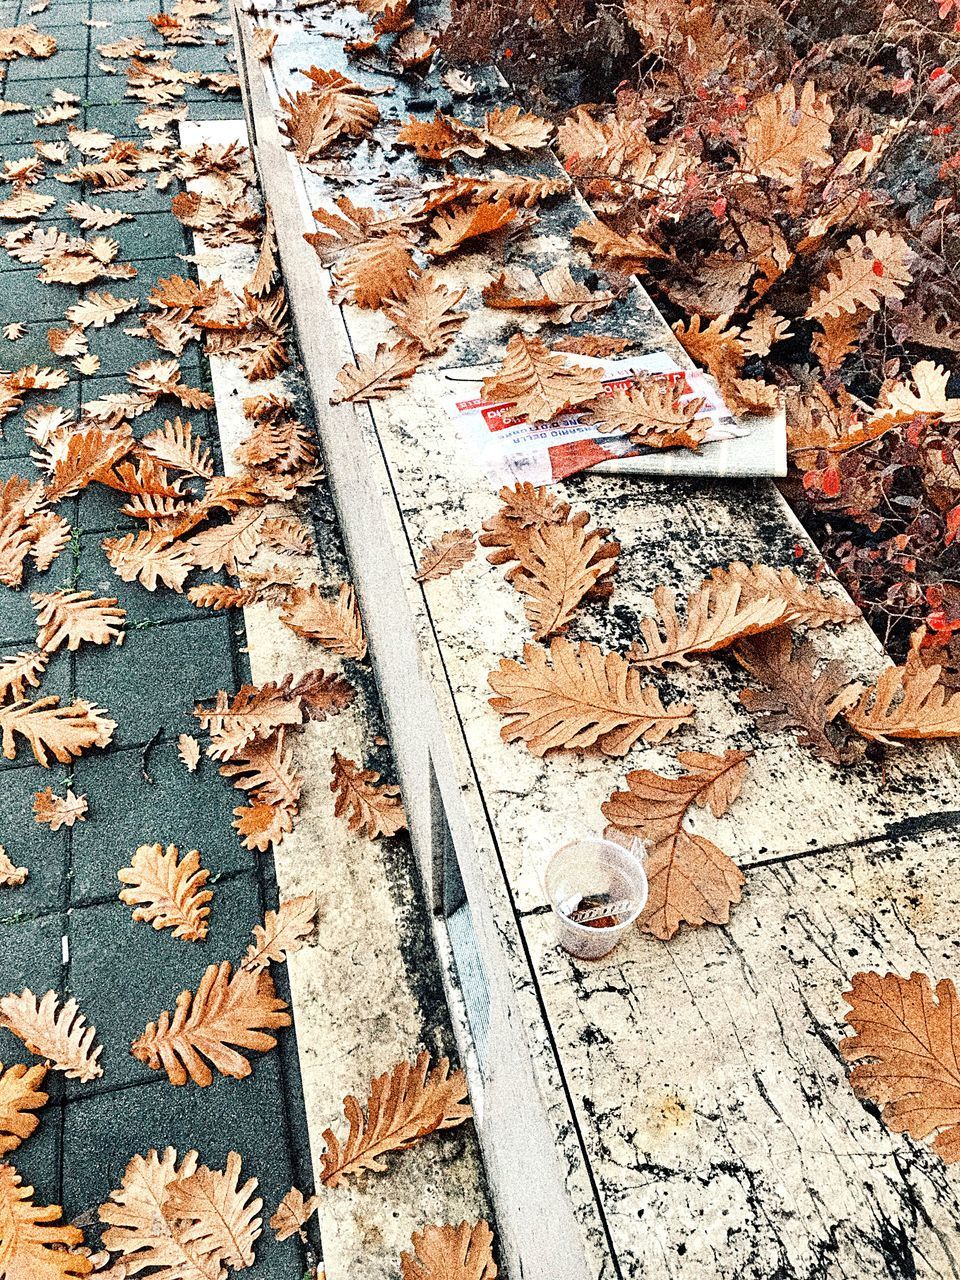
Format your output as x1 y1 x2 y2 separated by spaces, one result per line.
544 837 648 960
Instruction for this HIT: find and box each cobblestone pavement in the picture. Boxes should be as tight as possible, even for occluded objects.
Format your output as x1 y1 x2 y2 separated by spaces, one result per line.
0 1 321 1271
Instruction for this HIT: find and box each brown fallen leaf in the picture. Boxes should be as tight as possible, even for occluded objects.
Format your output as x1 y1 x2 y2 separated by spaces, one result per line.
270 1186 319 1243
161 1150 262 1269
0 845 28 887
602 751 750 939
280 582 367 659
401 1220 498 1280
32 589 126 653
415 528 476 582
241 895 318 972
424 199 521 257
0 650 48 702
118 844 212 943
2 323 25 341
177 732 201 772
488 638 694 757
330 751 407 839
706 562 860 629
628 581 790 669
584 380 709 450
735 629 861 765
481 334 603 424
508 514 615 640
483 263 615 325
32 786 88 831
0 989 102 1081
0 1060 48 1155
841 970 960 1162
0 697 116 767
382 274 467 355
839 654 960 743
319 1052 471 1186
331 339 421 405
131 961 291 1087
0 1164 90 1278
65 291 138 328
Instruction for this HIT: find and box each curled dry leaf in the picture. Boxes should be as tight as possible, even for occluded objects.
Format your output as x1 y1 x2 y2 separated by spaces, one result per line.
0 650 48 702
280 582 367 659
32 589 126 653
32 786 88 831
319 1052 471 1186
481 334 603 425
706 561 860 628
0 845 28 887
382 274 467 355
0 988 102 1081
161 1150 262 1270
177 732 200 772
488 638 695 757
401 1220 498 1280
330 751 407 839
270 1186 320 1243
424 199 521 257
331 339 421 404
195 684 304 761
602 750 751 939
839 653 960 743
415 527 476 582
0 696 116 766
241 895 318 972
628 581 790 669
0 1164 90 1279
131 961 291 1087
508 514 615 640
65 291 138 328
0 1061 48 1155
118 843 212 942
483 263 615 325
841 970 960 1162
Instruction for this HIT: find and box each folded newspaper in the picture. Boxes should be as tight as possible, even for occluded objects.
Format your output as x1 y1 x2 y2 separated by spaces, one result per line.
445 352 787 486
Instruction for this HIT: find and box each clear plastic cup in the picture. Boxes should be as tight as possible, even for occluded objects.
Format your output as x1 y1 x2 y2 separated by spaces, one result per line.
544 837 648 960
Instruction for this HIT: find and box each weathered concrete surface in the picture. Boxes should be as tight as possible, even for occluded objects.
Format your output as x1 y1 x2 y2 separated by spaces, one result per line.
232 15 960 1280
183 120 492 1279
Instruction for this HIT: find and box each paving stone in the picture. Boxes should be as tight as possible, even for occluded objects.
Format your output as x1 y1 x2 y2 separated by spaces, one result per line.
2 1098 63 1208
0 907 65 1015
0 486 78 642
61 1059 308 1278
0 761 71 921
79 180 177 216
0 269 91 323
180 97 244 122
73 527 224 625
63 871 264 1092
73 613 235 747
70 736 252 903
5 49 89 83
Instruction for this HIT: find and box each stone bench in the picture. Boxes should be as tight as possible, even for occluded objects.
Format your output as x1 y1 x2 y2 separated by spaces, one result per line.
232 10 960 1276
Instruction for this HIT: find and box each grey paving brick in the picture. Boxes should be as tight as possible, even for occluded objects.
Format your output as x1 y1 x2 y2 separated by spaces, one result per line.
0 761 71 921
5 49 89 82
0 909 65 1014
61 1060 308 1278
64 871 264 1091
0 381 82 461
0 270 91 324
72 612 235 746
70 736 252 902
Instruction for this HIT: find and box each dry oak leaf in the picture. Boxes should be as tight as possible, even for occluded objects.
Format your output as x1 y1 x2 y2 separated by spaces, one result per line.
2 322 25 341
553 335 633 358
64 201 133 230
628 581 790 669
269 1186 319 1243
488 638 694 757
319 1051 471 1187
33 786 88 831
0 697 116 766
841 970 960 1162
807 229 912 320
382 275 467 355
233 799 294 855
331 339 420 405
33 589 126 653
415 528 476 582
141 417 214 479
98 1147 222 1279
584 381 708 449
0 845 28 887
131 960 291 1088
509 514 614 640
103 532 194 593
743 80 833 183
251 24 277 59
0 1163 91 1279
735 630 859 765
241 895 318 973
329 236 419 309
424 199 521 258
0 649 48 702
118 844 212 943
481 335 603 425
44 424 134 502
479 104 551 153
401 1220 498 1280
839 656 960 744
330 751 406 839
572 220 669 270
872 360 960 424
602 751 750 940
483 264 615 326
195 684 305 762
707 561 860 629
177 732 200 772
161 1150 262 1270
280 582 367 658
396 110 486 161
218 730 303 820
47 325 88 359
0 1061 47 1155
0 989 102 1081
65 291 138 329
